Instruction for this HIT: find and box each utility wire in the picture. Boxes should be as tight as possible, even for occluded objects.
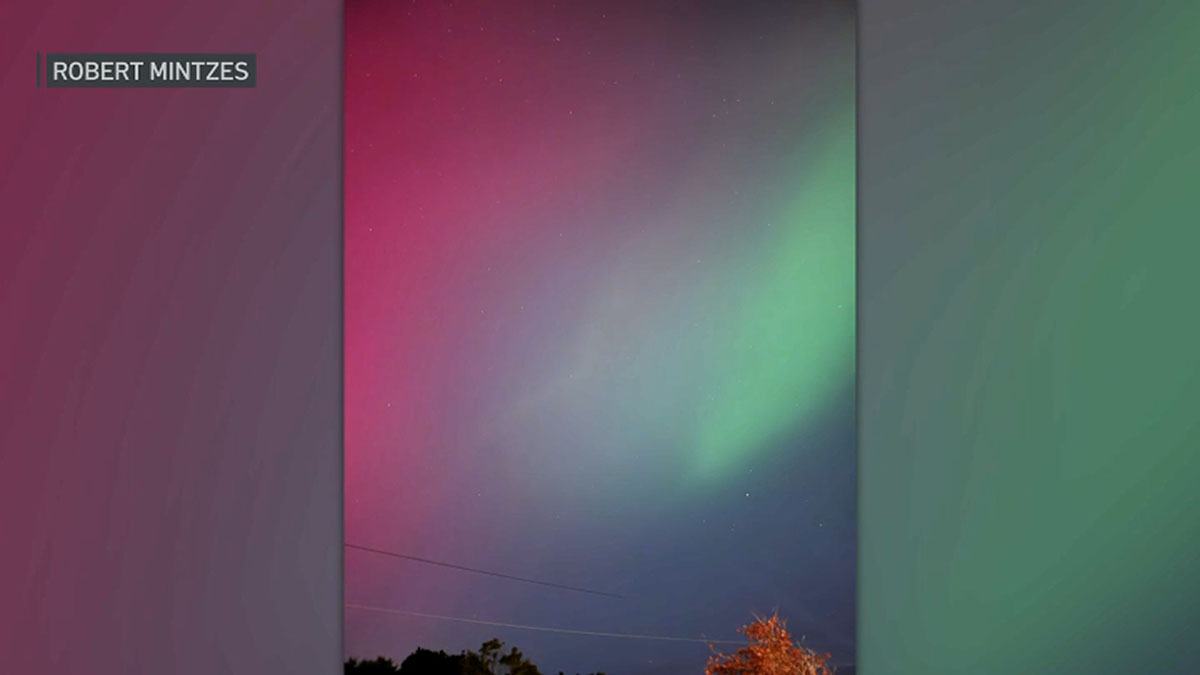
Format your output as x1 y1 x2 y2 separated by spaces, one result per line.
344 543 624 599
345 603 744 645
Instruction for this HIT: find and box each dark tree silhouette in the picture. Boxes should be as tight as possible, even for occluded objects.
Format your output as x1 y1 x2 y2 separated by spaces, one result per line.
348 638 573 675
400 647 463 675
345 656 402 674
460 638 541 675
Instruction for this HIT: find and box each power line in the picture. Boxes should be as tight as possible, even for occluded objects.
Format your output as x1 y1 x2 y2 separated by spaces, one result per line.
345 603 744 645
344 543 624 599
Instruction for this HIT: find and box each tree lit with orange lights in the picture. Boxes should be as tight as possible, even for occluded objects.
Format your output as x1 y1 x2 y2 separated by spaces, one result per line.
705 613 835 675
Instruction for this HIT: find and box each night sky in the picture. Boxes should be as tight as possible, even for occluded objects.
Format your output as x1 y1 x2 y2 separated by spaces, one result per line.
345 1 855 672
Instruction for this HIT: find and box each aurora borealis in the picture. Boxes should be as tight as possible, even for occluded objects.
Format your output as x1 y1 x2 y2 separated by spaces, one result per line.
346 1 856 672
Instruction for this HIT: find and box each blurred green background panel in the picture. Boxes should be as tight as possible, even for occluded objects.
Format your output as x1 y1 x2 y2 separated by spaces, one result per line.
859 1 1200 672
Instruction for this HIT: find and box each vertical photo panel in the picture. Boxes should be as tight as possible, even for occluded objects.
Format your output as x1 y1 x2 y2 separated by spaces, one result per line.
345 2 855 673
